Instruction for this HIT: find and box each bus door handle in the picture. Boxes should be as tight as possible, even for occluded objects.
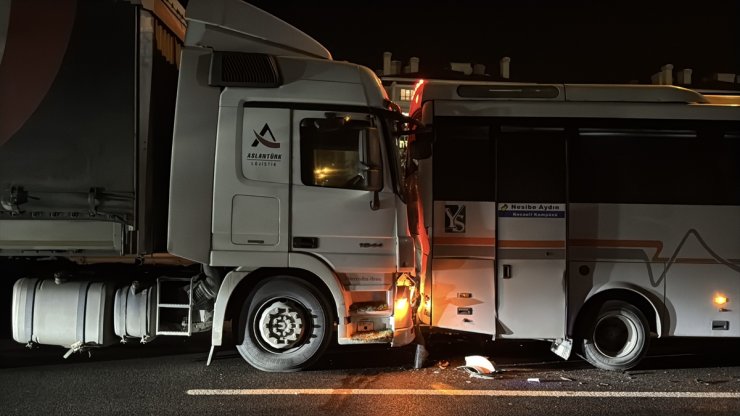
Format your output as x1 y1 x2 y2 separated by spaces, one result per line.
503 264 512 279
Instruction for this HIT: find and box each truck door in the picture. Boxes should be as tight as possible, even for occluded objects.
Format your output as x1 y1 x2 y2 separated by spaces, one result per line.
495 124 567 339
291 110 397 275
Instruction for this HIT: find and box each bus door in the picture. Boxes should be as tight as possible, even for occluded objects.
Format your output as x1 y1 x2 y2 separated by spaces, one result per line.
429 121 497 335
495 124 567 339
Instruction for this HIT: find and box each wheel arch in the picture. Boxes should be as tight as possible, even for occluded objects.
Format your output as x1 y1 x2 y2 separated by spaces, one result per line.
210 253 348 348
571 283 666 338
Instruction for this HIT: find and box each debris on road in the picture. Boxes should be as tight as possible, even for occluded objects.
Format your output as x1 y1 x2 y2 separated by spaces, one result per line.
695 378 729 385
457 355 499 379
527 378 541 383
464 355 498 373
437 360 450 369
560 376 574 382
468 372 497 380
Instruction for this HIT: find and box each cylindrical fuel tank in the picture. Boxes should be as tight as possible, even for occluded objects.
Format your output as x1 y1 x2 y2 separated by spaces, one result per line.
114 283 157 342
12 277 116 348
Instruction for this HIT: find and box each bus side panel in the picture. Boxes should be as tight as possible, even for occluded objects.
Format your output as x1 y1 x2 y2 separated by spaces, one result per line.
661 205 740 337
569 203 740 337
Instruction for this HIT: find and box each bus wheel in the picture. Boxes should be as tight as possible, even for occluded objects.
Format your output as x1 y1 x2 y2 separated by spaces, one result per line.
581 301 650 371
236 276 333 372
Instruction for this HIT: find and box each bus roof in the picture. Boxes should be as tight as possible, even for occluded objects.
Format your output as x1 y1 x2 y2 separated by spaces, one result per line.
408 80 740 120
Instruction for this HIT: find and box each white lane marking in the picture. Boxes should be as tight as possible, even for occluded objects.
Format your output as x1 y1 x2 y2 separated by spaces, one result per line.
187 389 740 398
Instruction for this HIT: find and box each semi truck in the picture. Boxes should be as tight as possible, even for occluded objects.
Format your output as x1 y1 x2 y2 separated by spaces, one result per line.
2 0 418 372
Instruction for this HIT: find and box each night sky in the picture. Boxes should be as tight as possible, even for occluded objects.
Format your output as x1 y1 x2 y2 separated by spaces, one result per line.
191 1 739 84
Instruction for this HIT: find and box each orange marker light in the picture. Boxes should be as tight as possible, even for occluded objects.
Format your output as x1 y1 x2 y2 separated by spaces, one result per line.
394 297 410 325
714 295 728 306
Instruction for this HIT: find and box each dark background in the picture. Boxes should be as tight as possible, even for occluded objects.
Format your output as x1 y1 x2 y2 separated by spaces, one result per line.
188 0 740 84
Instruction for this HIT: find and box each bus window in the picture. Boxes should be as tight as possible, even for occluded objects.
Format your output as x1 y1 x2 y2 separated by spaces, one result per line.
570 126 740 205
496 126 566 203
432 120 493 201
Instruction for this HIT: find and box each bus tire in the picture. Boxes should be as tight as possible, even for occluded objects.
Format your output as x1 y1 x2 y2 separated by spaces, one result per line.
236 276 333 372
581 300 650 371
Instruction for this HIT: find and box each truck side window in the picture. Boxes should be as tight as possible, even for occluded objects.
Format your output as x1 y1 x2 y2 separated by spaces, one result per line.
300 117 379 190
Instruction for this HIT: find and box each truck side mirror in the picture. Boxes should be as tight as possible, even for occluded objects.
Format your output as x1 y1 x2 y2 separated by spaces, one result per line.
410 128 433 160
367 168 382 192
365 127 383 192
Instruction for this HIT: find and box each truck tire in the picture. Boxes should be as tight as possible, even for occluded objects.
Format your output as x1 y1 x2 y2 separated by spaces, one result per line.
236 276 333 372
581 300 650 371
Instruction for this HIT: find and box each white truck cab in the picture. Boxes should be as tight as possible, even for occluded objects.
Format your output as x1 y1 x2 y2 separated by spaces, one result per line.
6 0 417 372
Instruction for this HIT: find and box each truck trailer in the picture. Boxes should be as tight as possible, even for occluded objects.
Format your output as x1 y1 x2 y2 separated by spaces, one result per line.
2 0 418 372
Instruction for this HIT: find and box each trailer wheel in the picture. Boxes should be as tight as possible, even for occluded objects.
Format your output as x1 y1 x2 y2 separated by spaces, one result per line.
581 301 650 371
237 276 333 372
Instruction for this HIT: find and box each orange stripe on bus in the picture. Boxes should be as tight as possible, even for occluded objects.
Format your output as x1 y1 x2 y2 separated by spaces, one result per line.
434 237 495 246
432 238 738 264
569 239 665 261
499 240 566 248
434 237 564 248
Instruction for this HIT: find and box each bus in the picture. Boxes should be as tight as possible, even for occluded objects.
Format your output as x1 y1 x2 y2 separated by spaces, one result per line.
406 80 740 370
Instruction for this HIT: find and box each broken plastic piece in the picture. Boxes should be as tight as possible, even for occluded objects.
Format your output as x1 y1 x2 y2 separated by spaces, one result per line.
63 341 84 359
550 338 573 360
464 355 497 374
469 372 497 379
457 355 499 377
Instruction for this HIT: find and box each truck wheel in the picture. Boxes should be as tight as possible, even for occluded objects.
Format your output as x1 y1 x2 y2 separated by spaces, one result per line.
581 301 650 371
237 276 333 372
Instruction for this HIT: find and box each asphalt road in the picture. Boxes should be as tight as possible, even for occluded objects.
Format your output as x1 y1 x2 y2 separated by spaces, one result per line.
2 332 740 416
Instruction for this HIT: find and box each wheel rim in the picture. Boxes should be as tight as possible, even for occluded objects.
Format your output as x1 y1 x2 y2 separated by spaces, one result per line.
593 315 639 358
254 299 308 352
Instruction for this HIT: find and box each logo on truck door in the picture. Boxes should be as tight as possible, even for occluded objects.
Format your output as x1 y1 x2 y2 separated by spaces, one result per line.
251 123 280 149
246 123 283 167
444 204 466 233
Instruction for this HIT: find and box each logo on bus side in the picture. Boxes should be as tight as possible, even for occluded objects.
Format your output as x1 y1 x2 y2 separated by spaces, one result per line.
444 204 466 233
498 203 565 218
